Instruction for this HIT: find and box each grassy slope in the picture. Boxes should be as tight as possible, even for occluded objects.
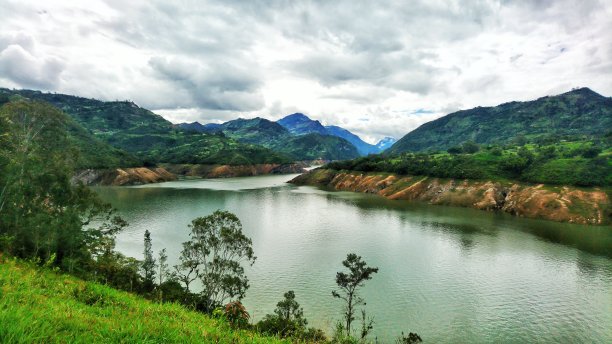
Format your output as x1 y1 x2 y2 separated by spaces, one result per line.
0 258 288 343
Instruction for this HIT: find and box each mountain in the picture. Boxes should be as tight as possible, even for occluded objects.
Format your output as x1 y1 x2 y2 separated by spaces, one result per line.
0 92 141 169
197 117 360 160
278 113 395 155
375 137 397 152
388 88 612 154
218 117 289 146
175 121 222 133
275 133 360 160
277 113 328 135
324 125 379 155
0 88 290 165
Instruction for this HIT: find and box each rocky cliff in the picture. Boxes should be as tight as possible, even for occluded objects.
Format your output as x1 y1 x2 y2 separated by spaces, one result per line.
290 169 611 225
73 167 177 186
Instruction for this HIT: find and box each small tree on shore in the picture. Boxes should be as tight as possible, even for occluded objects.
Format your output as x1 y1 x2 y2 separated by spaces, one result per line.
332 253 379 337
141 230 156 292
177 210 256 311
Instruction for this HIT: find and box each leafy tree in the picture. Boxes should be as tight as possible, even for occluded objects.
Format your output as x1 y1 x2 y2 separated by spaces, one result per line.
0 100 126 272
461 140 480 154
157 248 168 286
258 291 308 338
141 230 156 291
179 210 256 311
581 146 601 158
332 253 379 337
173 241 200 292
447 146 462 154
156 248 168 300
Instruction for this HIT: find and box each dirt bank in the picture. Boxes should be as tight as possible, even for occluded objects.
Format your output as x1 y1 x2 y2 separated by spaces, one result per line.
162 163 307 178
73 167 177 186
290 169 611 225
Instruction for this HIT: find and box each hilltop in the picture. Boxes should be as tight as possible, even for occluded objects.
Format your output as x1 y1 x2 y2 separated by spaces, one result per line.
388 88 612 154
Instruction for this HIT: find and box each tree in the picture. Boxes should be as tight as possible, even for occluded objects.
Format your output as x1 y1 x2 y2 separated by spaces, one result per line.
173 241 200 292
180 210 256 311
141 230 156 291
157 248 168 300
258 291 308 337
461 140 480 154
157 248 168 286
332 253 379 337
0 100 126 273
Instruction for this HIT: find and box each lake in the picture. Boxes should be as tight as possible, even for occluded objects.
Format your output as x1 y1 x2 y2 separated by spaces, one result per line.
94 174 612 343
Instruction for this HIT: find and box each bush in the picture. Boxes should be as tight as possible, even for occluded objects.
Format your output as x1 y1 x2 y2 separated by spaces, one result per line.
224 301 250 329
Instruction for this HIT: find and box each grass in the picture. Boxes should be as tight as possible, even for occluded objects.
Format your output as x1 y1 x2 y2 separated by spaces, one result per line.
0 257 290 343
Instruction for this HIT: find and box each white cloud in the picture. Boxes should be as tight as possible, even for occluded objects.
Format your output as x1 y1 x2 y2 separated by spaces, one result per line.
1 0 610 141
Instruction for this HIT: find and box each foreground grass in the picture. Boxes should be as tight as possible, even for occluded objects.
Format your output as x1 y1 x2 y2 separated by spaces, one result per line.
0 257 289 343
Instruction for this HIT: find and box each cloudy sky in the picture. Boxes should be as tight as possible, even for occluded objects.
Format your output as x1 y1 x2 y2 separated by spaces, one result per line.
1 0 611 143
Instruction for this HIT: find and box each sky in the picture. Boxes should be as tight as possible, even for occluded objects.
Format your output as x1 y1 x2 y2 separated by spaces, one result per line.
1 0 611 143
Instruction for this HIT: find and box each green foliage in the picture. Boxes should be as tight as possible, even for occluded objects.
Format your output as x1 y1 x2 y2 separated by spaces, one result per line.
332 253 379 337
328 139 611 187
274 133 360 161
0 258 290 343
389 88 612 154
256 290 327 341
0 100 127 272
141 230 156 292
177 210 257 311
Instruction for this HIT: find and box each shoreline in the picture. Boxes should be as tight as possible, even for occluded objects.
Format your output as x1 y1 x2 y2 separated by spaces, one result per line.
289 169 611 225
72 162 312 186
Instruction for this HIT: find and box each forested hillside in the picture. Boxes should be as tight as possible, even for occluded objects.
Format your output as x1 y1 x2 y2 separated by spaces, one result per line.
388 88 612 154
0 89 291 166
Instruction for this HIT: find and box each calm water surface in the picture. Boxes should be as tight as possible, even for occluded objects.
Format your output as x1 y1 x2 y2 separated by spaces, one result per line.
94 174 612 343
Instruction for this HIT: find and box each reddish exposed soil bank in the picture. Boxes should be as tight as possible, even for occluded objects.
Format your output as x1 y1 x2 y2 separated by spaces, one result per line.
290 169 611 225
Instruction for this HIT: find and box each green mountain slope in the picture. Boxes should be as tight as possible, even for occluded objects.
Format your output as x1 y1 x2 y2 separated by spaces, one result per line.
194 117 361 160
219 117 290 146
0 89 290 165
388 88 612 154
275 133 360 160
0 95 141 169
1 89 172 135
0 258 288 343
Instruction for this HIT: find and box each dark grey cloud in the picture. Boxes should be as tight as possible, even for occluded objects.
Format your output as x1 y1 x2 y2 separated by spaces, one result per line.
148 56 264 111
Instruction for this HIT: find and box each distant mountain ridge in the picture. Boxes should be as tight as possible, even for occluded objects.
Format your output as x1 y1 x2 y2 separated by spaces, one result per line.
181 116 360 160
177 112 394 157
375 137 397 151
276 113 395 155
277 113 328 135
388 87 612 154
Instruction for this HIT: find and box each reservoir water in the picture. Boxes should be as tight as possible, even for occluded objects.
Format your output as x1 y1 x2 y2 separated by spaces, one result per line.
95 174 612 343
